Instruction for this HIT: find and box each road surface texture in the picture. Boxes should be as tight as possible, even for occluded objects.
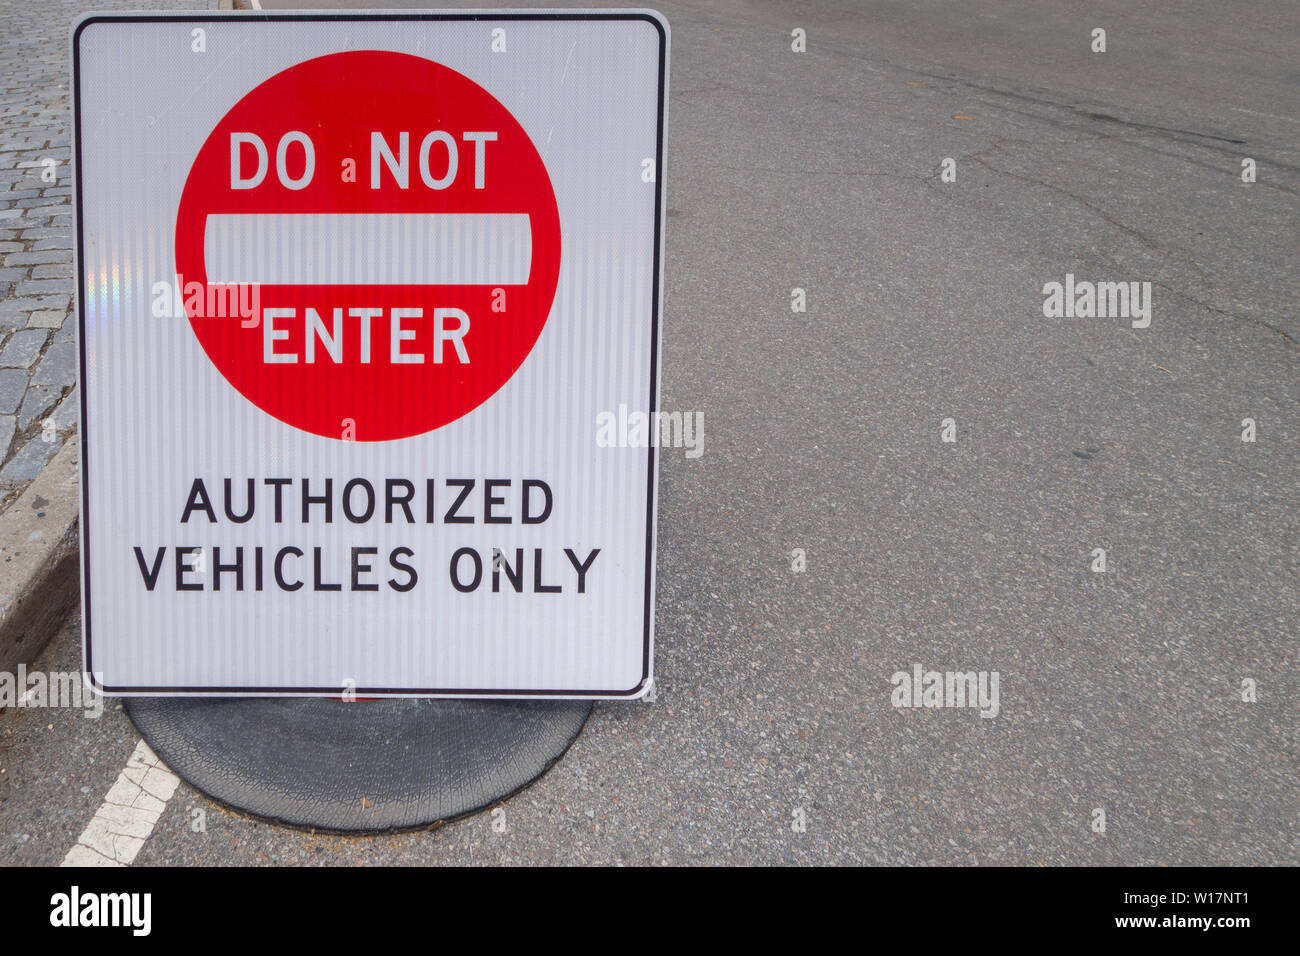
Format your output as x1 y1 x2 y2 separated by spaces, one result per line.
1 0 1295 865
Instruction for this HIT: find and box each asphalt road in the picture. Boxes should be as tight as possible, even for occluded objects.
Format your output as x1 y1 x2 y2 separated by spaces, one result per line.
2 0 1296 864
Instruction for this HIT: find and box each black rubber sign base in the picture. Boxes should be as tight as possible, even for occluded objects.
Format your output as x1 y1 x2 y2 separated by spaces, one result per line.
124 697 592 833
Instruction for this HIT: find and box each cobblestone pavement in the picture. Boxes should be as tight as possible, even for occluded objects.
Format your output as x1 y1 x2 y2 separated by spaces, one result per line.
0 0 208 513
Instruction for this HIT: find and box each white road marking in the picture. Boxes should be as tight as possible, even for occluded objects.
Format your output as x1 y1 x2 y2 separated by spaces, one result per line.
62 740 180 867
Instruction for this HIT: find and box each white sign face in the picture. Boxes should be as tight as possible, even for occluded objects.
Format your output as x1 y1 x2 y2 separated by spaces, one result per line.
74 12 667 697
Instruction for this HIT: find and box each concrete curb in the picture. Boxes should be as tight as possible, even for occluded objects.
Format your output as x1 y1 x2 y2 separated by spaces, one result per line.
0 438 79 673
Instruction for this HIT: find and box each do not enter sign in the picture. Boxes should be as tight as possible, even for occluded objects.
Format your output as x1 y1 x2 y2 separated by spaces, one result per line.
75 13 667 697
175 50 562 441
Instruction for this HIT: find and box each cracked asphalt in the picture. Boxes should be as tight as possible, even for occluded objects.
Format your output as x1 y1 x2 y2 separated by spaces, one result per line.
2 0 1296 865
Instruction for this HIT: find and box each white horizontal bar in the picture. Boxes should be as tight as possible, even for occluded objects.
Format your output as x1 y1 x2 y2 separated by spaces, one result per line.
203 213 532 286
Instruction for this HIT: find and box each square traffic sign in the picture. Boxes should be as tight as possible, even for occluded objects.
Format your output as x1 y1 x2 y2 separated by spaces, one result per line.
74 12 667 697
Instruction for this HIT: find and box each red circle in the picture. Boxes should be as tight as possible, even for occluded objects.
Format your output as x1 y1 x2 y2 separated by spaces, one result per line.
175 51 561 441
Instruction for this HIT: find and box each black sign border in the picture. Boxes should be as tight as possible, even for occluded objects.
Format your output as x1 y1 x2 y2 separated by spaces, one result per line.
73 11 666 698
